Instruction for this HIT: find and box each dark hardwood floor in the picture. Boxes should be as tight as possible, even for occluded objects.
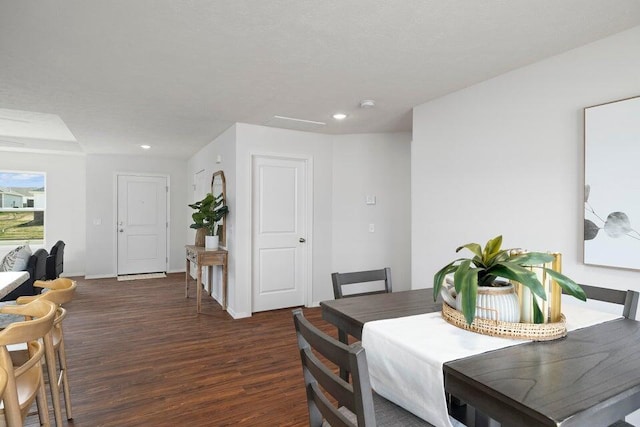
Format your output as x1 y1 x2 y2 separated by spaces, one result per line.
25 273 331 426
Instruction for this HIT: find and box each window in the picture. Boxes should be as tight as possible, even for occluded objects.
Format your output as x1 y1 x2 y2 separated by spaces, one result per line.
0 171 46 245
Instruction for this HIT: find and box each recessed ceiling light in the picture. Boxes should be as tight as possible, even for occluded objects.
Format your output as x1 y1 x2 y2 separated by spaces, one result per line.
360 100 376 108
332 113 347 120
140 144 151 150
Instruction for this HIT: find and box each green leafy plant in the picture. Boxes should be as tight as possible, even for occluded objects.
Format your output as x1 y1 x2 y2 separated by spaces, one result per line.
433 235 586 325
189 193 229 236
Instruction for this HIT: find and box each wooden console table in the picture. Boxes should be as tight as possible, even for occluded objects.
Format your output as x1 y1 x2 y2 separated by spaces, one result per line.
185 245 228 313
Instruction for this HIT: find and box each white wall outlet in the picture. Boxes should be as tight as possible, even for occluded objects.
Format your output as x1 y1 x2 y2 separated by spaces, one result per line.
368 223 375 232
366 195 376 205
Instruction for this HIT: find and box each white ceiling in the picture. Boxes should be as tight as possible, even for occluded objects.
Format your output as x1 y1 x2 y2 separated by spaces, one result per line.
1 1 639 158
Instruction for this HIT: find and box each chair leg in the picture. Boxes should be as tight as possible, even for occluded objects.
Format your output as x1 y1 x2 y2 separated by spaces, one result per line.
57 338 73 419
44 334 63 427
2 372 23 427
35 365 51 427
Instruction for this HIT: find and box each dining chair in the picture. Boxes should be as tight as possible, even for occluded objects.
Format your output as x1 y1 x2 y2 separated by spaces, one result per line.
292 309 432 427
580 285 638 427
0 299 57 427
578 284 639 319
16 277 77 426
331 268 392 300
331 268 392 380
46 240 65 280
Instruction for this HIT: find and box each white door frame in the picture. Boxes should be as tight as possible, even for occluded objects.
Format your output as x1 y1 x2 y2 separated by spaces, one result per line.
249 152 314 310
113 172 171 276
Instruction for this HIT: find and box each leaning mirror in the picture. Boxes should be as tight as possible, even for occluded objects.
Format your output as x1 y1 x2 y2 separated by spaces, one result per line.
211 170 227 247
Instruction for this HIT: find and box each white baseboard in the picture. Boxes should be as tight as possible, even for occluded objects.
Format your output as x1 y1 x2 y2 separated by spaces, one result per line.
226 306 251 319
60 271 85 278
84 274 117 280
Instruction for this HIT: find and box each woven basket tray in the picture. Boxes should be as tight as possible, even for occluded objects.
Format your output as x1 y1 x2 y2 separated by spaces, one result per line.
441 302 567 341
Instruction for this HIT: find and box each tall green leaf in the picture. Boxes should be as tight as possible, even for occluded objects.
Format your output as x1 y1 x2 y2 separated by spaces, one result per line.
489 262 547 300
433 262 459 300
456 260 479 325
456 243 482 259
545 269 587 301
509 252 554 266
532 299 544 324
483 235 503 260
453 259 470 294
485 249 509 267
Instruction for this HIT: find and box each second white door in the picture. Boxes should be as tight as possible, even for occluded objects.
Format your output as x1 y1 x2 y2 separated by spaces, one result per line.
252 155 309 312
117 175 168 275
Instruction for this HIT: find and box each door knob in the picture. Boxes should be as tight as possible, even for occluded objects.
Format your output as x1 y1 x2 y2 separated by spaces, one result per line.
119 229 124 233
299 238 306 243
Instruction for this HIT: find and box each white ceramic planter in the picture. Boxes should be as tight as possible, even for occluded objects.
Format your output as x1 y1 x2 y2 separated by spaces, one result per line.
205 235 219 250
440 282 520 323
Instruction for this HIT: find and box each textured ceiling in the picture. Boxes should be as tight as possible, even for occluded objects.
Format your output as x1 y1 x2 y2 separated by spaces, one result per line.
1 1 640 158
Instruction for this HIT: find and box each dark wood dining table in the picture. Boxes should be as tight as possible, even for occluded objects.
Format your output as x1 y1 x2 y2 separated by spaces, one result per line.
320 288 640 427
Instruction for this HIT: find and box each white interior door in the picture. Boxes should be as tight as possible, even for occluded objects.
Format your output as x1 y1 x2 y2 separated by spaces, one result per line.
117 175 168 275
252 156 308 312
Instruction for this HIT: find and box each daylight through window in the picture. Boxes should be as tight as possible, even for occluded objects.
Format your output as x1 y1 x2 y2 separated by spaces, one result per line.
0 171 45 245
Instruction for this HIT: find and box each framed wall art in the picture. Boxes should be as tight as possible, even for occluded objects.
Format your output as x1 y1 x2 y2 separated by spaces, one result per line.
584 95 640 269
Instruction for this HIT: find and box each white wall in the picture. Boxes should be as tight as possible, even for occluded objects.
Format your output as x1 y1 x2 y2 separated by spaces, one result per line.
189 123 413 318
0 151 86 275
413 27 640 422
332 132 412 291
85 154 188 277
186 125 237 311
413 28 640 423
412 25 640 291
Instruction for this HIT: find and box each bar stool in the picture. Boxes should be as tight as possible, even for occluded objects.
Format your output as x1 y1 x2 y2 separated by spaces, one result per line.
17 278 77 426
0 299 57 426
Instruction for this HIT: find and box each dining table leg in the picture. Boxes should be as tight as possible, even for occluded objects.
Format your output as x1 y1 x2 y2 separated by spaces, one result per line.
338 329 350 381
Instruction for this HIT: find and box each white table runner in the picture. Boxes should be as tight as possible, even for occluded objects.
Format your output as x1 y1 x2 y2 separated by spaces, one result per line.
361 304 622 427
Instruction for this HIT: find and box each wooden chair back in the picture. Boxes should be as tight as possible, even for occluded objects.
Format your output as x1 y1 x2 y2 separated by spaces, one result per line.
0 299 57 426
31 278 77 306
292 309 376 427
331 268 392 299
578 284 639 319
16 277 77 424
22 279 75 337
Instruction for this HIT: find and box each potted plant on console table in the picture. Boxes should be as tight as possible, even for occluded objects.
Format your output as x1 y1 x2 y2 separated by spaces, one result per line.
189 193 229 250
433 235 586 338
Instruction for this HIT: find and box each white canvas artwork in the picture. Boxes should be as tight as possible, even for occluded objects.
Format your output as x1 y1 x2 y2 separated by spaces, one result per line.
584 96 640 269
